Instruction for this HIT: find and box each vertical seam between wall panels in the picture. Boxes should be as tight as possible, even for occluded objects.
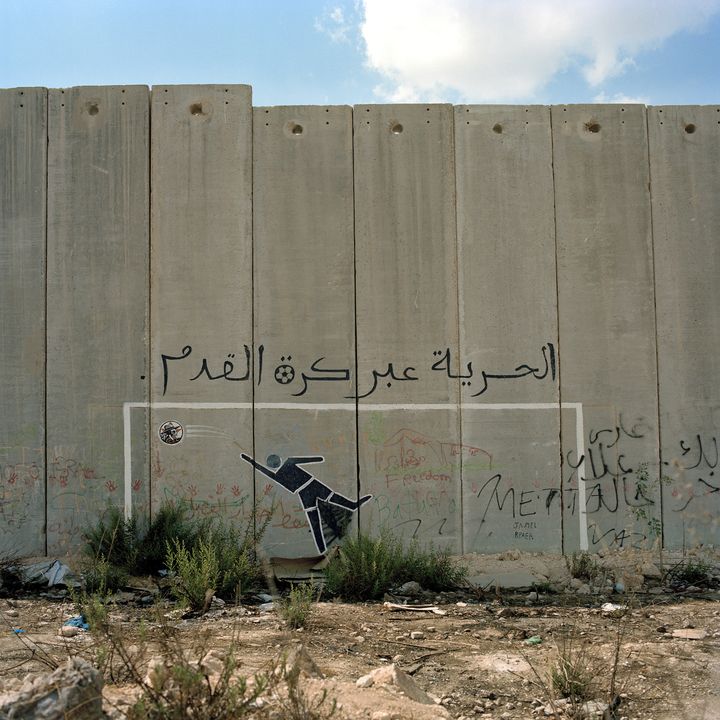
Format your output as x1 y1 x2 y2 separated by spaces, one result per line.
451 108 464 554
44 88 49 556
645 106 664 548
251 101 257 544
147 88 153 520
548 106 565 555
351 109 361 535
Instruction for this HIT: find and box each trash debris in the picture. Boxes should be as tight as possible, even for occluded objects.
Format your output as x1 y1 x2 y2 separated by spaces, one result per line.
601 602 627 617
383 602 447 616
12 628 24 634
524 635 542 645
64 615 90 631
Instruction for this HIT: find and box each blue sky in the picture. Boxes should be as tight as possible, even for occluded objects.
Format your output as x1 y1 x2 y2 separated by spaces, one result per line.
1 0 718 105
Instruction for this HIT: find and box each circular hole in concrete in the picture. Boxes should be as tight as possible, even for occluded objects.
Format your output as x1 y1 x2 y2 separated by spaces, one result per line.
391 123 403 134
493 123 503 133
585 121 601 133
189 103 204 116
87 103 99 116
291 123 303 135
685 123 696 134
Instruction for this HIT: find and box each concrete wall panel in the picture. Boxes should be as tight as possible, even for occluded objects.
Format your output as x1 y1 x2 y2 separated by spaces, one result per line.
150 86 254 527
0 88 46 556
552 104 659 551
47 86 149 551
253 106 356 558
649 105 720 548
455 106 561 553
353 104 461 550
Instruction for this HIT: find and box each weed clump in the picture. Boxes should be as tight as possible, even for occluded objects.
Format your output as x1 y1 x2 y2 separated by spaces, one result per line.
83 502 269 608
323 531 467 601
83 506 139 570
550 636 595 702
166 537 220 613
565 551 600 584
666 558 713 588
278 583 316 629
135 503 208 575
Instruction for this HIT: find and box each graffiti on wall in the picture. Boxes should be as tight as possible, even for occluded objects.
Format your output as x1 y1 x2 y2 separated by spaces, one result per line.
160 342 556 398
241 453 370 554
0 446 44 543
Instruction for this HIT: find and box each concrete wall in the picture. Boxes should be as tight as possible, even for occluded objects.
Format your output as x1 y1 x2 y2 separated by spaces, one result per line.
1 86 718 558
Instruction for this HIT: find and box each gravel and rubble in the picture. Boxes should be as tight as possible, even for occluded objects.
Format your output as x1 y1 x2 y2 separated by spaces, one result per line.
0 549 718 720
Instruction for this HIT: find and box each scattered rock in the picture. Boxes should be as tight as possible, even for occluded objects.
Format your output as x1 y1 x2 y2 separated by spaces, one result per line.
619 573 644 592
0 656 103 719
641 562 663 579
398 581 422 596
356 663 436 705
278 643 324 679
58 625 81 638
410 631 425 640
672 628 708 640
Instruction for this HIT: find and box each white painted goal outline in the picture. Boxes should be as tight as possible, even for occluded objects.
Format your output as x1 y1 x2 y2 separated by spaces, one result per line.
123 401 588 550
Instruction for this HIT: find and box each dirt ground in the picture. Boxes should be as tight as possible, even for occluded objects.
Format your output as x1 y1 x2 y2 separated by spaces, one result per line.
2 585 719 720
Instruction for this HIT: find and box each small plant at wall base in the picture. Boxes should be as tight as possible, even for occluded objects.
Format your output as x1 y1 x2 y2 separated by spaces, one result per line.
629 463 672 541
83 505 139 571
82 501 270 606
323 531 468 601
278 582 316 629
565 551 600 584
665 559 713 588
166 536 220 614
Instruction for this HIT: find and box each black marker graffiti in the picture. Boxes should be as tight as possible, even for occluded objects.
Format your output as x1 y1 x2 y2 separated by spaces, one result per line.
350 363 418 400
159 342 557 398
469 343 556 397
293 357 351 397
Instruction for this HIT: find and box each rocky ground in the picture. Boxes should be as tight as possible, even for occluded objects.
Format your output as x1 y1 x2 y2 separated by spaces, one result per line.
1 548 719 720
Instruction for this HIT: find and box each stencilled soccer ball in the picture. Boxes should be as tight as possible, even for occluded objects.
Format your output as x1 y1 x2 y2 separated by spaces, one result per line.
159 420 184 445
274 364 295 384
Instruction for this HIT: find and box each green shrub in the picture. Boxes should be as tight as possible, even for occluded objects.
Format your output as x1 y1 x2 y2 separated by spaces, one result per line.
84 556 129 594
166 537 220 613
83 506 138 570
208 524 262 602
83 501 269 608
324 532 401 600
323 531 468 601
399 541 468 591
278 583 316 629
135 503 208 575
667 559 712 587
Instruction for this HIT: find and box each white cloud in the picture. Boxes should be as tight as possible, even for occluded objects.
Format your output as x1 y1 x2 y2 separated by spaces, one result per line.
593 91 650 105
315 5 353 44
360 0 720 101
